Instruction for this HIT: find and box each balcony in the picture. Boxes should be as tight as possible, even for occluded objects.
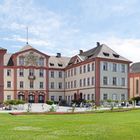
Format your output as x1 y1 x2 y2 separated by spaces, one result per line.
28 75 36 80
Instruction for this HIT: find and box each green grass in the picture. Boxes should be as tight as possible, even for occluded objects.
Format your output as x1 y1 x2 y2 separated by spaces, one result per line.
1 110 140 140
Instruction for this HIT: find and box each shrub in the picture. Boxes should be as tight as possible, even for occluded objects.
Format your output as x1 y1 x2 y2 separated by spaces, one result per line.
49 105 56 112
46 100 54 105
54 101 59 104
4 100 25 105
107 99 112 103
131 96 140 102
17 100 25 104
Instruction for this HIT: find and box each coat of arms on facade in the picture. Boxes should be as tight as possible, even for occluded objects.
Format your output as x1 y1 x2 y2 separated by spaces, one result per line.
25 52 38 66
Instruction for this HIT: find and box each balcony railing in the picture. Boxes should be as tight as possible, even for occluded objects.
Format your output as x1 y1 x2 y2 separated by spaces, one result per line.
28 75 36 80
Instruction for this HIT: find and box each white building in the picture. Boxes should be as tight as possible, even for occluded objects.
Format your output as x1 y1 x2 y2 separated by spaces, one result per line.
0 42 131 105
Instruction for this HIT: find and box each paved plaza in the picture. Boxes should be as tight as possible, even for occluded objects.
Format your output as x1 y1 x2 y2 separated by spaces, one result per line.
0 103 90 113
0 103 139 113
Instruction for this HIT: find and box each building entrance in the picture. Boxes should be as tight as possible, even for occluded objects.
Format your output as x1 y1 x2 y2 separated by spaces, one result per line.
38 95 44 103
28 95 35 103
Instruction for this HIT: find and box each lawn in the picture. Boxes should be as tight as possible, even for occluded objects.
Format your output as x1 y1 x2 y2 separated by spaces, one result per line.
1 110 140 140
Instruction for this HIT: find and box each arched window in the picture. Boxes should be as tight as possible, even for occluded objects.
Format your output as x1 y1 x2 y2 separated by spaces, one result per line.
80 93 83 100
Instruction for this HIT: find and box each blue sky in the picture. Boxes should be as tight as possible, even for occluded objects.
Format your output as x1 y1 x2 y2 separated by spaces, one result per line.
0 0 140 62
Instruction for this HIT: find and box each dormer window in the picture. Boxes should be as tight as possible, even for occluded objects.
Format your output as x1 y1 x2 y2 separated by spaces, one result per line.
103 52 109 56
50 63 54 66
58 63 63 67
113 54 119 58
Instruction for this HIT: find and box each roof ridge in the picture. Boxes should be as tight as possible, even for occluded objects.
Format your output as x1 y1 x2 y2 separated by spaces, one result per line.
19 44 34 52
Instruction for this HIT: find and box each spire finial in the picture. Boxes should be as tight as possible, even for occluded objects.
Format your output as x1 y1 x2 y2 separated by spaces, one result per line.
26 26 28 44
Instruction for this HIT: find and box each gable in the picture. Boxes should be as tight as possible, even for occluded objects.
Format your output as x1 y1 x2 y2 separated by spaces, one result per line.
68 55 83 66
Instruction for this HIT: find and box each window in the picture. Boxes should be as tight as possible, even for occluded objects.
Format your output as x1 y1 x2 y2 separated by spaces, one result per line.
103 52 109 56
103 94 108 100
80 66 82 74
74 67 76 75
19 81 24 88
29 69 34 76
68 96 70 101
65 96 67 100
68 82 70 89
7 81 11 88
103 62 108 71
83 65 86 73
136 79 139 94
87 77 90 86
30 81 34 88
92 63 95 71
84 94 86 100
40 82 44 89
59 96 62 101
80 79 82 87
113 54 119 58
65 71 67 78
87 64 90 72
71 69 73 76
7 95 11 100
121 94 125 101
19 56 24 65
91 77 95 85
121 64 125 73
58 82 62 89
39 69 44 77
65 82 67 89
38 57 44 66
87 94 90 100
58 63 63 67
51 71 54 78
7 69 11 76
51 96 55 101
71 95 73 100
113 63 117 72
112 94 117 100
58 71 62 78
121 78 125 86
74 80 76 88
71 81 73 88
83 78 86 86
19 69 24 77
103 76 108 85
112 77 117 86
91 94 94 100
50 63 54 66
68 70 70 77
51 82 54 89
18 93 24 100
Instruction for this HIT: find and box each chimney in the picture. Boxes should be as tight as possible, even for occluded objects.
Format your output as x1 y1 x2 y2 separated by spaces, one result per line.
97 42 100 47
56 53 61 58
79 50 83 54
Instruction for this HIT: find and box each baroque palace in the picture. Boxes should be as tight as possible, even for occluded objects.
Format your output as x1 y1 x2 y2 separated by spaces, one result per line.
0 42 131 105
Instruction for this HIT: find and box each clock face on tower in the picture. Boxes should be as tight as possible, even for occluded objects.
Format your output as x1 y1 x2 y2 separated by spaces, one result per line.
25 52 38 66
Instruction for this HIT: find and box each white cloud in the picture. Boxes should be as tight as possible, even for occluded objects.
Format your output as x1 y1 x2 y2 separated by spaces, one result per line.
103 37 140 63
0 0 140 64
